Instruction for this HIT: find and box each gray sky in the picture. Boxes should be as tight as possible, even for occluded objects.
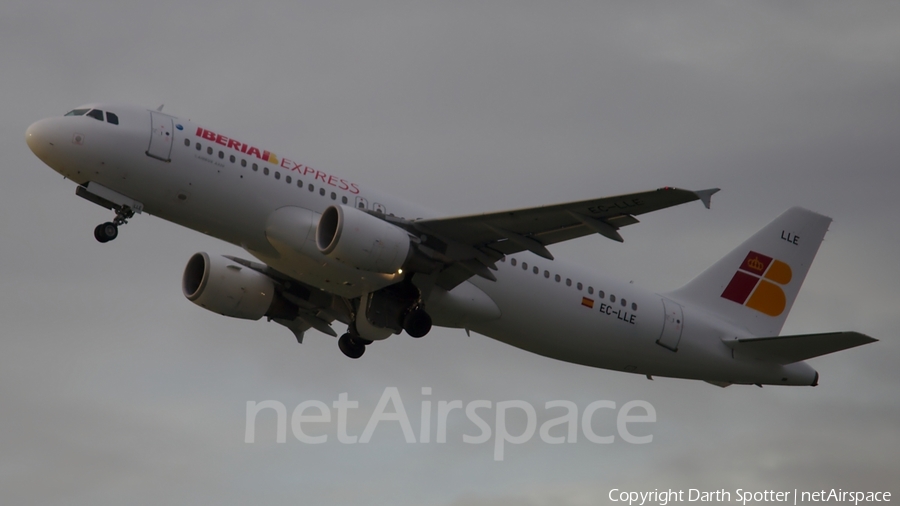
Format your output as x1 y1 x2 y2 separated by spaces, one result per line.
2 1 898 504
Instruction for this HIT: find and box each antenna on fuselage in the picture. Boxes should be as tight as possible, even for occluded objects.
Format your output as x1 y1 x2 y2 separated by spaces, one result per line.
156 104 164 112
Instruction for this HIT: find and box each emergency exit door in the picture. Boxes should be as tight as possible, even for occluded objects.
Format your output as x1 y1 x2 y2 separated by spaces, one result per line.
657 298 684 351
146 111 174 162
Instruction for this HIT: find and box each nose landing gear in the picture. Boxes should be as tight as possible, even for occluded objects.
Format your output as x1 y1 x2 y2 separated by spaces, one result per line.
94 222 119 243
94 206 135 243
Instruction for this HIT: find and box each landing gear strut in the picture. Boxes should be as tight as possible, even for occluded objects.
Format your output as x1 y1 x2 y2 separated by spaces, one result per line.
94 206 135 243
338 333 372 359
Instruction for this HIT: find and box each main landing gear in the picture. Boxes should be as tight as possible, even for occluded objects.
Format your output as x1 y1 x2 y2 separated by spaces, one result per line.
403 307 432 338
338 333 372 359
94 206 135 243
337 305 432 359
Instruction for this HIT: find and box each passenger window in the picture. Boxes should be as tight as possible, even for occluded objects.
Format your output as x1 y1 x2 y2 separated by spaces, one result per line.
632 302 638 311
566 278 572 287
286 176 291 184
207 147 213 155
241 159 247 167
320 188 326 196
588 287 594 295
252 163 258 171
229 155 236 163
86 109 104 121
621 298 627 307
577 282 583 290
65 109 89 116
555 274 561 282
184 139 190 147
263 167 269 175
218 151 224 159
610 295 616 303
522 262 528 270
599 291 605 299
342 196 348 204
309 184 314 192
331 192 337 200
106 112 119 125
533 266 539 274
274 171 280 180
195 143 201 151
511 258 517 267
297 180 303 188
544 270 549 278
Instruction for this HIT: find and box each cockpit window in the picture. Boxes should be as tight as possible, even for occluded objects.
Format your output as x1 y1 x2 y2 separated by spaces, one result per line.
65 109 89 116
106 112 119 125
86 109 104 121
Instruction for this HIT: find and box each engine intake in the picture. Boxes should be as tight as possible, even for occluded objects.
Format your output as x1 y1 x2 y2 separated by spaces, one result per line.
316 205 411 273
183 252 286 320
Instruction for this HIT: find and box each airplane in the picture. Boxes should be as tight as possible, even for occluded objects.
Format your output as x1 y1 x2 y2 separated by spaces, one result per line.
25 103 877 387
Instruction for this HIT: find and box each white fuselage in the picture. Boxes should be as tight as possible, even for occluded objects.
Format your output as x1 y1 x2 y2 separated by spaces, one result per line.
26 103 818 386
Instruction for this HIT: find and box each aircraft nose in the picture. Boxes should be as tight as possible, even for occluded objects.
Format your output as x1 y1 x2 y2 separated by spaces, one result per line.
25 118 55 159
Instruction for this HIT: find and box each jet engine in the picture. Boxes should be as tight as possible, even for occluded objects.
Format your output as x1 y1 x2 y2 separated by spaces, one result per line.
182 252 294 320
316 204 412 273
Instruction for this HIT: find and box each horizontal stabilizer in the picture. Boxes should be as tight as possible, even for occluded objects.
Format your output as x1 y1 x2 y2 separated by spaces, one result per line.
724 331 877 364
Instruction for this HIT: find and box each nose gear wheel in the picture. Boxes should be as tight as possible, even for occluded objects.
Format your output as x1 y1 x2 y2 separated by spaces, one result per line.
94 206 135 243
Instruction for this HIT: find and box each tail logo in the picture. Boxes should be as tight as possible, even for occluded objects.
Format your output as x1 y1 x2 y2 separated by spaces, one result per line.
720 251 793 316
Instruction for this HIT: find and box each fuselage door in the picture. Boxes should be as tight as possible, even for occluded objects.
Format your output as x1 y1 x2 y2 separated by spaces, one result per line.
657 298 684 351
146 111 174 162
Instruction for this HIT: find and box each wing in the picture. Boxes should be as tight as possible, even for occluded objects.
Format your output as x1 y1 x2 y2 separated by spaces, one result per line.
412 187 718 289
223 255 349 342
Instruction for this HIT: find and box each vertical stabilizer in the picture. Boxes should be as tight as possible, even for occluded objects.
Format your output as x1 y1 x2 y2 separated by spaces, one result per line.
667 207 831 337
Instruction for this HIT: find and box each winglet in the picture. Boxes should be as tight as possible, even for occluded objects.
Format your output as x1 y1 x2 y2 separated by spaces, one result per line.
693 188 720 210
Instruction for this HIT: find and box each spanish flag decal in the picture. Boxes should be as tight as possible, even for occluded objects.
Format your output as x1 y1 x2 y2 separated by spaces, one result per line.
581 297 594 309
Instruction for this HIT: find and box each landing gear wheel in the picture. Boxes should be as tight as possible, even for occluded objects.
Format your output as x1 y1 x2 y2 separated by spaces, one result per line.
338 333 366 359
94 222 118 243
93 205 134 243
403 308 432 338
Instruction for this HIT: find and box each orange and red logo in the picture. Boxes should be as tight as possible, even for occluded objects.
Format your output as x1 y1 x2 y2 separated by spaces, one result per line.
721 251 792 316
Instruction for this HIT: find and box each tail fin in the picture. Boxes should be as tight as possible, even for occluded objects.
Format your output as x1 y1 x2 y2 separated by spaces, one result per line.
667 207 831 337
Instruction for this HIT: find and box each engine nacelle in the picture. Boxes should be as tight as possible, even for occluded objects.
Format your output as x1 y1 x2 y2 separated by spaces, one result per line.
182 252 277 320
316 205 411 274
